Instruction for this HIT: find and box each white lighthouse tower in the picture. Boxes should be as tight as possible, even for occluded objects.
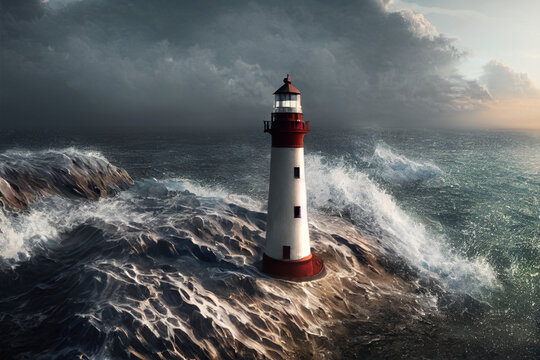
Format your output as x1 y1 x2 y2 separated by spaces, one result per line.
262 75 324 279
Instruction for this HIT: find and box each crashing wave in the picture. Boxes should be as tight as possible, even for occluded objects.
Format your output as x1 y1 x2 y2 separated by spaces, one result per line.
305 154 496 294
0 148 133 210
0 178 447 359
0 151 496 359
369 142 442 183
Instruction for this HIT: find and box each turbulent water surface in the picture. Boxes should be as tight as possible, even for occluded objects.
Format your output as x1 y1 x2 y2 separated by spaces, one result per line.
0 129 538 359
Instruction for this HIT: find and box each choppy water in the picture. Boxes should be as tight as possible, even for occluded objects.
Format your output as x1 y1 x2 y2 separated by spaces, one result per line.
0 129 538 359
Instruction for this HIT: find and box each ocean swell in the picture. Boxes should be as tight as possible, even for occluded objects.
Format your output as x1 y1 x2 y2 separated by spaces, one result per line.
0 176 438 359
0 149 498 359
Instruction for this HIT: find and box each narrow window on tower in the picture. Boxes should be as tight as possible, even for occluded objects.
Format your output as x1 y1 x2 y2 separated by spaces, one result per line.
294 206 301 218
294 166 300 179
283 246 291 260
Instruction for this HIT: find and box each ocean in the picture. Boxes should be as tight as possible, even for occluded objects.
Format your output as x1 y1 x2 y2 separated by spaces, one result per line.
0 128 538 359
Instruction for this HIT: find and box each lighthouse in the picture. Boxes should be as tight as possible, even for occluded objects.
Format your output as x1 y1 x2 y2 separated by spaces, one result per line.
262 76 324 279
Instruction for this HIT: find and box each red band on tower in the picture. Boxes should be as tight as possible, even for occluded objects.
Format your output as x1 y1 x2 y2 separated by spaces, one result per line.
262 253 324 279
264 112 310 147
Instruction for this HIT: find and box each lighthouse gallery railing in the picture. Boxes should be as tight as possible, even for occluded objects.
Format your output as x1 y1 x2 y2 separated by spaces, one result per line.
264 120 310 133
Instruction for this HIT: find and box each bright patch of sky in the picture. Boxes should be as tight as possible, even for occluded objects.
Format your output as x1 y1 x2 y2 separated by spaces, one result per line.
389 0 540 85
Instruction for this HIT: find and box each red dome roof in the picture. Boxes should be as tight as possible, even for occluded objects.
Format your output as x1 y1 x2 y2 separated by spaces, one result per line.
273 76 301 95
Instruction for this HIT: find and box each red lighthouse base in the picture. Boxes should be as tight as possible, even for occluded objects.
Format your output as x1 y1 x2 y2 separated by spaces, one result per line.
262 253 324 281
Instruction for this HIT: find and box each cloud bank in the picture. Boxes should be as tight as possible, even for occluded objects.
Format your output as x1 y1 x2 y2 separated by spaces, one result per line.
480 60 539 99
476 60 539 129
0 0 513 130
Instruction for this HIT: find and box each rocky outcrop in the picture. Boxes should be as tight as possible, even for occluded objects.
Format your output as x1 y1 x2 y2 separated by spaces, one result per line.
0 149 133 210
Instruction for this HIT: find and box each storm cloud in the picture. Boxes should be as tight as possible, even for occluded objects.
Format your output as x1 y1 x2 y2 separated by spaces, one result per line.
1 0 491 129
480 60 539 99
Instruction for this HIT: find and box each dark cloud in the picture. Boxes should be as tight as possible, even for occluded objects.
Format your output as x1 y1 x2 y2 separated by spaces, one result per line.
0 0 44 21
480 60 539 99
0 0 490 129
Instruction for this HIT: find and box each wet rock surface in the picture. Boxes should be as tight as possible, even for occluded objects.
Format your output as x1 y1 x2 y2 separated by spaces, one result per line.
0 149 133 210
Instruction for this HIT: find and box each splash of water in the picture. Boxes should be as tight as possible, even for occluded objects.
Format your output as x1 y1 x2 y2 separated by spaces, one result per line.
305 153 497 294
368 142 442 183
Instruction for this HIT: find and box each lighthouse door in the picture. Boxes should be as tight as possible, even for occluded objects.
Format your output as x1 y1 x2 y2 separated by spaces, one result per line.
283 246 291 260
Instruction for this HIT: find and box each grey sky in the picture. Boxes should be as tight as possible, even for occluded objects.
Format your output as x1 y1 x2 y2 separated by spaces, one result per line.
0 0 537 130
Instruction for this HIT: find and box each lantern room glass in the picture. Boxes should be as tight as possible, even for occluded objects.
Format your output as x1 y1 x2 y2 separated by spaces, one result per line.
273 94 302 113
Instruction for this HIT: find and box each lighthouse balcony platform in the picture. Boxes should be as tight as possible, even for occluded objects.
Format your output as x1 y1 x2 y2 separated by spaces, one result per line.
264 120 310 133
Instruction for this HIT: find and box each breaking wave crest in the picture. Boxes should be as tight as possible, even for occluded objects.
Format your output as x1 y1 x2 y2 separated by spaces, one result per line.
0 148 134 260
368 142 442 183
305 154 496 294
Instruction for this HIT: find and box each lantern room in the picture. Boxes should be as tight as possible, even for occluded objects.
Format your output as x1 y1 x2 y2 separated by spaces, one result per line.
273 75 302 114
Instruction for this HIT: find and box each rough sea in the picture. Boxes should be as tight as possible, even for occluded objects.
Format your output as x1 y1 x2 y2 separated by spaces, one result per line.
0 128 538 359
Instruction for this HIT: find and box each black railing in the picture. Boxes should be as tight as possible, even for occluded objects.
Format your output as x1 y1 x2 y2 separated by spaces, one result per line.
264 119 310 132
